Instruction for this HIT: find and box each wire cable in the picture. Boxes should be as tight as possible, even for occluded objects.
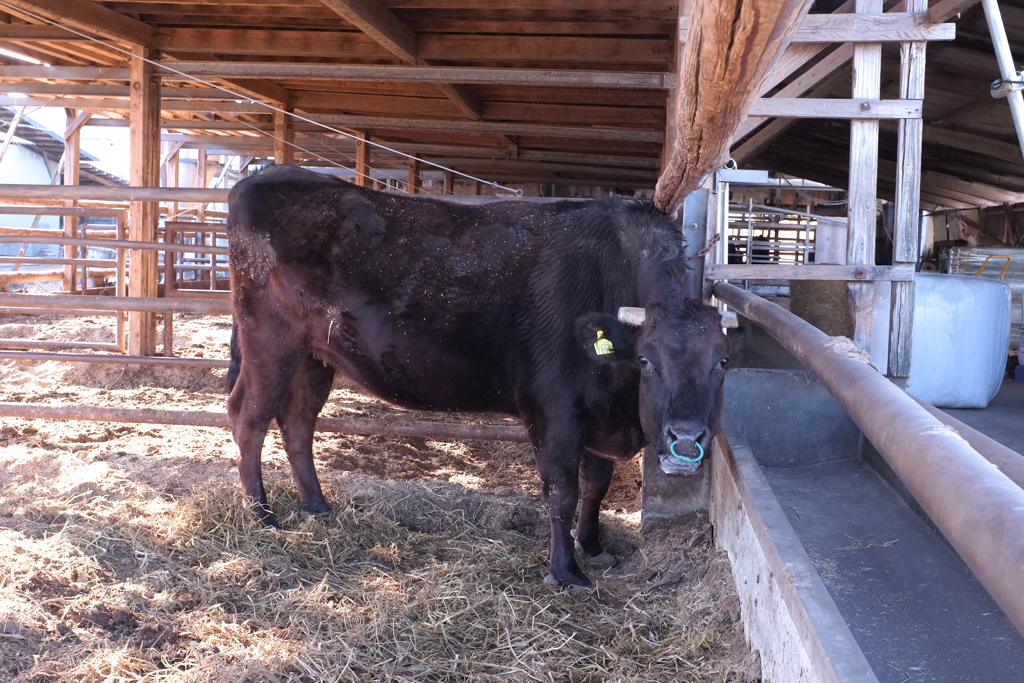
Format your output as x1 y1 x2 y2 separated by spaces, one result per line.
0 1 523 196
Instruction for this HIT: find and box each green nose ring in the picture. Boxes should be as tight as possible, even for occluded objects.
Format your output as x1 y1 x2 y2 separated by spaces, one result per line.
669 439 705 463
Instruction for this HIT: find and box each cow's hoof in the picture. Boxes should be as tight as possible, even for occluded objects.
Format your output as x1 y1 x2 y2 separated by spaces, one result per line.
252 505 281 529
301 505 331 518
544 572 594 588
581 551 618 569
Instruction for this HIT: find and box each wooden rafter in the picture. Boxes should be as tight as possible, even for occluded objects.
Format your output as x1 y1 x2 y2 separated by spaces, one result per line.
0 0 155 44
0 63 672 89
317 0 482 120
730 0 963 157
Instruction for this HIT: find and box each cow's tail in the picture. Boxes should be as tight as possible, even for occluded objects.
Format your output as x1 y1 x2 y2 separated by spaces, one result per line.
226 321 241 394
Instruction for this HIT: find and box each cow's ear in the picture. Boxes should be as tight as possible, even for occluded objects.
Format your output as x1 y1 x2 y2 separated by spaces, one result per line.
576 313 635 364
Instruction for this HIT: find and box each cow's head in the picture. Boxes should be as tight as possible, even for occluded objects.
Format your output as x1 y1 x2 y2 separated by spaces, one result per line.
578 299 730 475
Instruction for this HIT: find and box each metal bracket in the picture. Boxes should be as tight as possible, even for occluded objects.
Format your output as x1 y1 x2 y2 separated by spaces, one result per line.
991 71 1024 98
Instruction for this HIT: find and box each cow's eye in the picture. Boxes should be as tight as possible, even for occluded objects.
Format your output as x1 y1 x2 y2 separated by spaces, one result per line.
716 357 730 370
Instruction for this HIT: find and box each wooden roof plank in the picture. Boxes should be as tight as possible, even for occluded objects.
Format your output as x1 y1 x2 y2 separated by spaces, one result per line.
0 0 156 45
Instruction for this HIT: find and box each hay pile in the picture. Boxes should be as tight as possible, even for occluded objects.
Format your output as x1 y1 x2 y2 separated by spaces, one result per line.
0 466 757 683
0 313 760 682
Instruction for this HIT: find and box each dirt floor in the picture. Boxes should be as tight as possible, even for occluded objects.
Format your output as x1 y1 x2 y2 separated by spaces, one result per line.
0 313 760 682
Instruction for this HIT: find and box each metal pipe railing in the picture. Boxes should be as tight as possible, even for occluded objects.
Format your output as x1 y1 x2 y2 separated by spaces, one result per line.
981 0 1024 158
714 281 1024 636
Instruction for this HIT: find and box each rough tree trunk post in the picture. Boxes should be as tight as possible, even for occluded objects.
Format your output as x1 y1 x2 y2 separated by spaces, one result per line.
644 0 811 528
654 0 813 214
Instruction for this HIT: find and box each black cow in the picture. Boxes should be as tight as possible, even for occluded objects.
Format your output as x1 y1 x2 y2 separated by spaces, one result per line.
226 165 730 587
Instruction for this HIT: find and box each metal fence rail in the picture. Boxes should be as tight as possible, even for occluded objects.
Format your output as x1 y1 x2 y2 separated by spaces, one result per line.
714 280 1024 637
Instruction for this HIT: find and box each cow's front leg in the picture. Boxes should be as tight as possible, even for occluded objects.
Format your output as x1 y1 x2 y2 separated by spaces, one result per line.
575 450 615 565
528 419 589 587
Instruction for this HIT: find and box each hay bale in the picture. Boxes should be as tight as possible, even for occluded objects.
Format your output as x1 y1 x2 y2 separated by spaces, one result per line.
789 280 854 338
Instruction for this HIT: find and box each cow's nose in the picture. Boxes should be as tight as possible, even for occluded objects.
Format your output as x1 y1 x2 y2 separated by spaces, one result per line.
666 423 707 444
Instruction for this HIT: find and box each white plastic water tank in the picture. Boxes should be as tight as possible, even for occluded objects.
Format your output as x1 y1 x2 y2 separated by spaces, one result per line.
870 273 1011 408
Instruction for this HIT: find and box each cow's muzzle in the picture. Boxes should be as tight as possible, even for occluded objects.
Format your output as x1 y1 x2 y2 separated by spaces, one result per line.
658 425 707 475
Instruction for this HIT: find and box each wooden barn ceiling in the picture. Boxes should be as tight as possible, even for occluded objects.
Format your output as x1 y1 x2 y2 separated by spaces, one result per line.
0 0 1016 207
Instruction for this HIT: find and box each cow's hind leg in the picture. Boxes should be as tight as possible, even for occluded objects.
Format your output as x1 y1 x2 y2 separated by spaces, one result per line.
276 355 335 516
226 339 303 527
575 451 615 567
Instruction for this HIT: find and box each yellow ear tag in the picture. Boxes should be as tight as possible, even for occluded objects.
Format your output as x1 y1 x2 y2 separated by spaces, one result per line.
594 329 615 355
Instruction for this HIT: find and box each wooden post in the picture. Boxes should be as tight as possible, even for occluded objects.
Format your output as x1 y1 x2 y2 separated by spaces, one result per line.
162 150 179 356
846 0 882 353
63 109 81 294
273 107 295 165
354 133 369 187
888 0 928 387
443 169 454 194
128 46 161 356
408 155 420 193
0 105 24 166
196 147 207 223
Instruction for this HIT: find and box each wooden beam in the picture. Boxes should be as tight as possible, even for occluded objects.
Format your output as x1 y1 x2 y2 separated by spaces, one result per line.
218 78 291 107
152 29 670 65
0 24 91 40
316 0 483 119
0 83 252 100
88 114 665 143
921 169 1024 204
929 0 980 22
681 11 955 42
128 46 161 356
308 114 665 142
732 71 847 163
64 110 92 138
0 95 267 113
655 0 812 211
0 0 155 45
707 263 915 281
408 155 420 193
0 105 24 167
748 98 921 119
0 63 672 89
847 0 883 352
732 0 966 151
62 108 81 295
0 65 130 79
318 0 417 62
922 125 1024 164
889 0 928 385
